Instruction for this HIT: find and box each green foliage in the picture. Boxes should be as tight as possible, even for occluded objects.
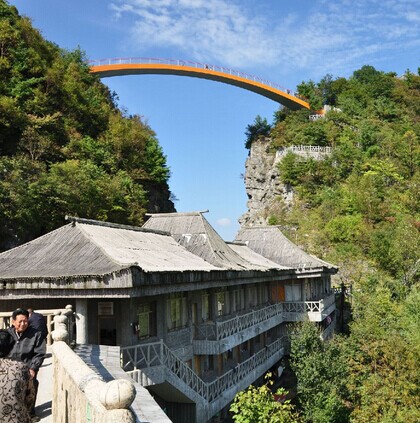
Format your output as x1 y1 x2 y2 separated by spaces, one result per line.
230 373 302 423
346 285 420 422
245 115 272 149
260 65 419 422
0 0 173 250
290 322 350 423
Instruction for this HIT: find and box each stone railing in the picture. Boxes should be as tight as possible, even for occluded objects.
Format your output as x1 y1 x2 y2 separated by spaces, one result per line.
121 336 287 404
0 305 75 346
276 145 332 161
53 317 136 423
309 114 324 121
195 302 284 341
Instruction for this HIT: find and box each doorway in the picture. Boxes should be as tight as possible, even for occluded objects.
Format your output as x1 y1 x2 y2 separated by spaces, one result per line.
98 316 117 345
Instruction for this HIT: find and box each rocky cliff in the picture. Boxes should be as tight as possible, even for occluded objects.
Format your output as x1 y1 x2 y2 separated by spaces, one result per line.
239 138 293 227
239 139 332 227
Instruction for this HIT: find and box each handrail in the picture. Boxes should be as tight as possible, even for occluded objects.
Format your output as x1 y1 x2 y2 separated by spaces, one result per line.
283 293 335 314
195 302 283 341
89 57 308 102
0 306 75 346
121 336 287 403
276 145 333 160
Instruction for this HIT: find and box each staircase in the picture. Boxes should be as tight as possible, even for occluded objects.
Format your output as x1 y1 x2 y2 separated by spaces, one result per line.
121 336 287 421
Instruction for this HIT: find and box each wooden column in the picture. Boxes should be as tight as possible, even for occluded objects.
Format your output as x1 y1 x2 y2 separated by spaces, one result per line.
217 353 223 376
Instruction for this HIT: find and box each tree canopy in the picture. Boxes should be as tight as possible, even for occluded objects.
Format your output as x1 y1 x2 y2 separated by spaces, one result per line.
238 65 420 422
0 0 174 251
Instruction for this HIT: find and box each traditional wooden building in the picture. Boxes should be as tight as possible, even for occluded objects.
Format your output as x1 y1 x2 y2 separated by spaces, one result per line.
0 213 337 422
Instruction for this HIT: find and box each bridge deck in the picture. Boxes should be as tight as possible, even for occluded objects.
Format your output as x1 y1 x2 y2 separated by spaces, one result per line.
90 58 310 110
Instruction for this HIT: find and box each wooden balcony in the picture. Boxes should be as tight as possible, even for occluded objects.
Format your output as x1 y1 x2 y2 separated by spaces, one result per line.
193 302 284 355
283 293 336 322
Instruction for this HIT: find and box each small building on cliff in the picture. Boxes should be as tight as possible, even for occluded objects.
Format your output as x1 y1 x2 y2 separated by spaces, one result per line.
0 213 337 423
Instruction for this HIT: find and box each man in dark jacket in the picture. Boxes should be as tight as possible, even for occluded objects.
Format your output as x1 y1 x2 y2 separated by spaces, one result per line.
7 308 46 422
27 308 48 341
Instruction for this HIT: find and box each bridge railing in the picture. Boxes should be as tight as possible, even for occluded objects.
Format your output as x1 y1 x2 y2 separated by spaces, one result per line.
89 57 308 101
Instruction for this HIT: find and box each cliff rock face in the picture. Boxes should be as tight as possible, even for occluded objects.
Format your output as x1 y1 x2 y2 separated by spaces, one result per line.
239 138 293 227
239 140 333 228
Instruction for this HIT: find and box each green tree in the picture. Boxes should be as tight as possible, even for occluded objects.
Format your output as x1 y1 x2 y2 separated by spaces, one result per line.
290 322 350 423
245 115 271 149
0 0 174 250
346 285 420 422
230 373 302 423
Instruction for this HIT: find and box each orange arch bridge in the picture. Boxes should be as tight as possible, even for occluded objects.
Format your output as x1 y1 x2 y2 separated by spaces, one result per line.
90 58 310 111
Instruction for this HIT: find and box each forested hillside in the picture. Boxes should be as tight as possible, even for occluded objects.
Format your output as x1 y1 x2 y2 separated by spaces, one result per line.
242 67 420 422
0 0 174 251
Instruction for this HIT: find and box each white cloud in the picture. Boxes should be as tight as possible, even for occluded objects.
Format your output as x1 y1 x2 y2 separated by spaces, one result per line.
110 0 420 76
216 217 231 227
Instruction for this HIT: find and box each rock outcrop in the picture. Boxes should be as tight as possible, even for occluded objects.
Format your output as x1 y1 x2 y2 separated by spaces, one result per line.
239 139 332 227
239 138 293 227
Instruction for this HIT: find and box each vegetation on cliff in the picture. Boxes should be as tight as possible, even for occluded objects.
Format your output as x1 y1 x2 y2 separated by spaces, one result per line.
242 66 420 422
0 1 174 251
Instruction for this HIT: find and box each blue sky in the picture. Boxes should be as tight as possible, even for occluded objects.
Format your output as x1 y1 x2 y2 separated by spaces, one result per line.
9 0 419 240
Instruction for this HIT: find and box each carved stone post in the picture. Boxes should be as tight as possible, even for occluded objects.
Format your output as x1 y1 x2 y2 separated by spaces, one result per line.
52 313 69 343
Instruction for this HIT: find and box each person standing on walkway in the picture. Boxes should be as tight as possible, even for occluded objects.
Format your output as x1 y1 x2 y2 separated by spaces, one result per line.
0 329 34 423
7 308 46 423
27 308 48 341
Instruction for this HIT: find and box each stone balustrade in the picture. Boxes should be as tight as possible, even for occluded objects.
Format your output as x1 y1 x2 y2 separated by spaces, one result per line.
52 318 136 423
0 305 75 346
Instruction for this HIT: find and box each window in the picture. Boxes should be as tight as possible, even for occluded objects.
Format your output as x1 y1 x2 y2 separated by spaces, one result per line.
285 284 302 301
138 302 156 339
249 286 258 307
232 288 245 313
258 284 267 304
98 302 114 316
216 290 230 316
167 294 188 330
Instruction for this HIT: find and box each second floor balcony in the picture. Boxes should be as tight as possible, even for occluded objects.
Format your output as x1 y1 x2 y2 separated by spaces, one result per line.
283 293 336 322
193 302 284 355
193 293 336 354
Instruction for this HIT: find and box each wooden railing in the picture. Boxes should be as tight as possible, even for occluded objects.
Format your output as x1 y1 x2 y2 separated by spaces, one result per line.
121 336 287 403
195 302 284 341
283 293 336 314
0 306 75 346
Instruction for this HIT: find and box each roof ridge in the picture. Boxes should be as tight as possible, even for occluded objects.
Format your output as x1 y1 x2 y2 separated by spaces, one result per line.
66 215 169 236
145 210 209 218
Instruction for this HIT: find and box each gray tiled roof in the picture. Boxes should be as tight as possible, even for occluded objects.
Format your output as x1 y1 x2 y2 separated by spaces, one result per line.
143 212 278 271
227 242 290 270
0 220 218 280
235 226 337 271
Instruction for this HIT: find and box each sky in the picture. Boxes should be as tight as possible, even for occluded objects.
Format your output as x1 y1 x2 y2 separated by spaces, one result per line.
9 0 420 240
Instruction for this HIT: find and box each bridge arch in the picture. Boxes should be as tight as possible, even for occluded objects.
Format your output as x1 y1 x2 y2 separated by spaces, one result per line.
90 58 310 111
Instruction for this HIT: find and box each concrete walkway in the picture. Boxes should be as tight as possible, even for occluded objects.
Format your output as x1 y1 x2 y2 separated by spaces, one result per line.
34 345 171 423
35 348 53 422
